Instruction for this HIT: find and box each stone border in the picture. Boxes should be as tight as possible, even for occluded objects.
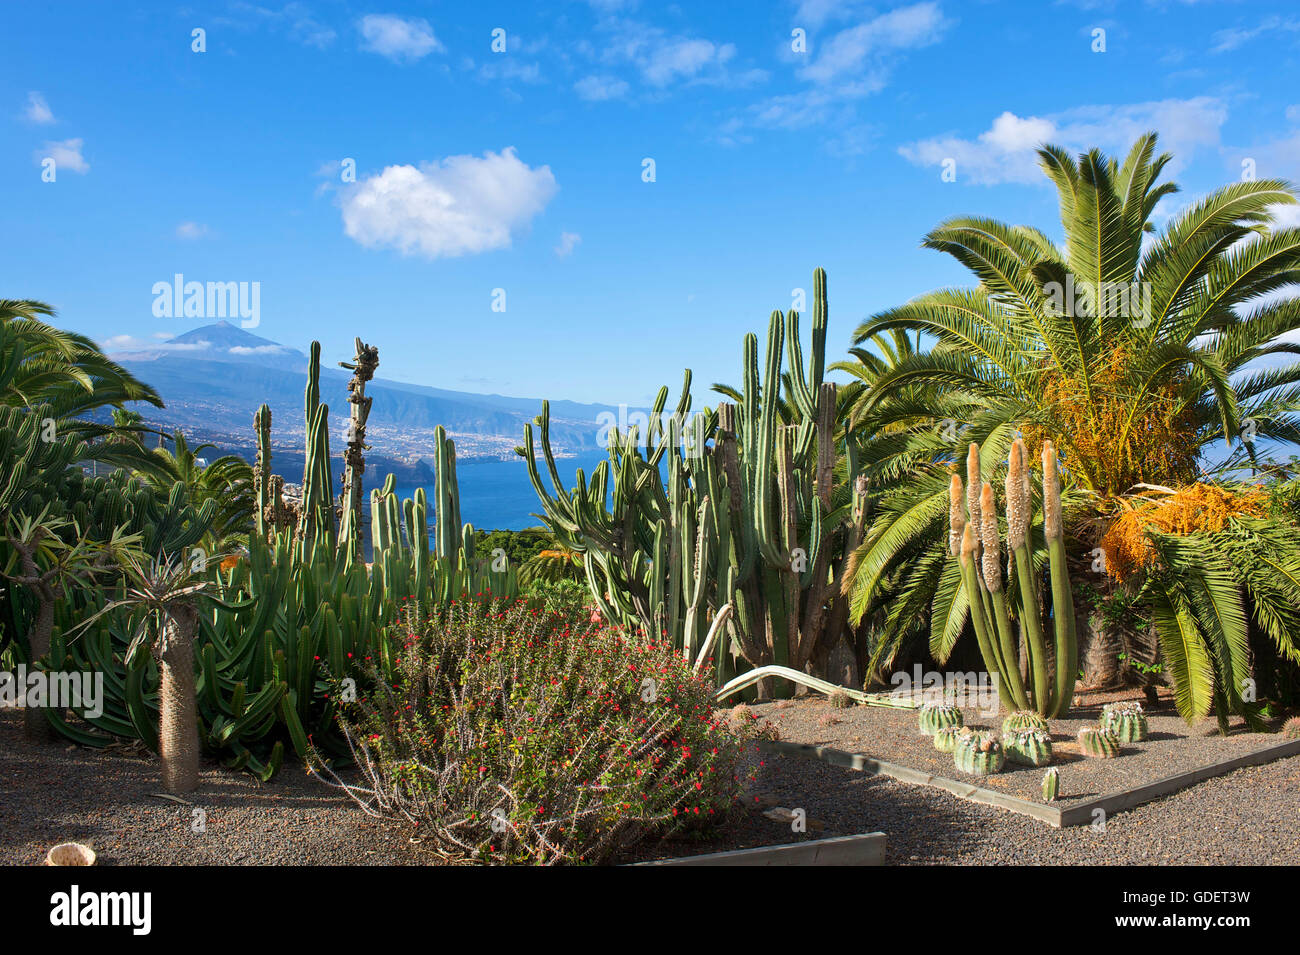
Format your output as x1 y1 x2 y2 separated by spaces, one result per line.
761 736 1300 828
634 832 886 866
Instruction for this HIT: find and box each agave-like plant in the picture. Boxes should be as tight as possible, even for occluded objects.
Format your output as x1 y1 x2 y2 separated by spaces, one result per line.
133 431 255 552
842 133 1300 725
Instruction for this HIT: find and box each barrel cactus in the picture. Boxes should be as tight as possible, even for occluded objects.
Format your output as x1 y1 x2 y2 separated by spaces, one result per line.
919 702 964 736
1002 710 1049 735
1284 716 1300 740
1003 727 1053 767
933 724 964 753
1101 701 1148 742
953 730 1005 775
828 689 853 709
1078 726 1121 758
1042 767 1060 802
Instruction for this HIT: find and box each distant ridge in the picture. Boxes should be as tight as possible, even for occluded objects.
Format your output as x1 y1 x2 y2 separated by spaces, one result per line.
107 323 621 459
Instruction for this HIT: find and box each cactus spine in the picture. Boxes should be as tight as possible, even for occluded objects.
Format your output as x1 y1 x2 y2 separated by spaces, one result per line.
952 438 1077 717
1042 766 1060 802
918 701 964 736
1078 726 1121 758
1101 701 1149 742
953 730 1005 775
1002 710 1050 735
933 724 963 753
1003 727 1053 766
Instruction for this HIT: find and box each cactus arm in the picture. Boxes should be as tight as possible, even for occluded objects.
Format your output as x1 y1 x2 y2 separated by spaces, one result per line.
1011 542 1051 712
715 666 916 708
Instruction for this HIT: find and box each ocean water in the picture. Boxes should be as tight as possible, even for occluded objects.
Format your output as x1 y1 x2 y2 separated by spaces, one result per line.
383 450 614 532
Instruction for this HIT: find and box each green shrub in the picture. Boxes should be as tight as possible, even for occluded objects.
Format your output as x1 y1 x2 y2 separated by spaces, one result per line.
320 599 743 864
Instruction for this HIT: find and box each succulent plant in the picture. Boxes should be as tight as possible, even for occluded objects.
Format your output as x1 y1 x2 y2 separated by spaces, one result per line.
952 439 1078 717
1101 701 1149 742
933 724 964 753
1078 726 1121 758
953 730 1005 775
1282 716 1300 740
1003 727 1053 766
1002 710 1050 735
918 701 964 736
1042 767 1060 802
828 688 853 709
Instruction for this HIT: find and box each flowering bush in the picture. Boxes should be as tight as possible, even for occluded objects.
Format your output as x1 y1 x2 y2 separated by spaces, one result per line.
320 599 743 864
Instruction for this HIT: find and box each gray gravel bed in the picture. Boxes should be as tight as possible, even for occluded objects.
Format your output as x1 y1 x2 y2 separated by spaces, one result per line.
744 749 1300 864
750 691 1285 806
0 711 421 866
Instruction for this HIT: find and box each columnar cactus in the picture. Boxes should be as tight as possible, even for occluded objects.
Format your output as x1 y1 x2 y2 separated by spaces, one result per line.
919 701 964 736
1042 767 1060 802
1002 710 1049 735
1078 726 1121 758
1101 701 1149 743
522 268 867 694
338 337 379 562
1003 728 1053 766
951 438 1078 717
953 730 1005 775
933 724 964 753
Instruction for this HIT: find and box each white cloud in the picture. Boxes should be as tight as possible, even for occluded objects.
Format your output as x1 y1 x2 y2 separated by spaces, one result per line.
37 138 89 174
554 231 581 257
339 147 558 259
1210 16 1300 54
358 14 444 62
227 2 337 48
24 92 54 124
799 2 949 86
229 344 286 355
574 74 629 100
900 98 1228 185
175 222 211 240
643 38 734 86
102 335 212 353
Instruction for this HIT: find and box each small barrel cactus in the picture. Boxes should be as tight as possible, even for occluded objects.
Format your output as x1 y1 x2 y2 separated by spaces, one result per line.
1078 726 1121 758
1003 728 1053 767
1101 701 1148 742
1283 716 1300 740
828 689 853 709
1002 710 1049 735
918 702 964 736
953 730 1005 775
1041 767 1060 802
933 724 964 753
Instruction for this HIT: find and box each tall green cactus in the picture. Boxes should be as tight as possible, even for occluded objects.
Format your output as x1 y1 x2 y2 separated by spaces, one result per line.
952 437 1078 717
522 268 866 696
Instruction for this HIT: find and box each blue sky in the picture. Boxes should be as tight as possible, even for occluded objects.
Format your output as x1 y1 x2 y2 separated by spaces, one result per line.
5 0 1300 407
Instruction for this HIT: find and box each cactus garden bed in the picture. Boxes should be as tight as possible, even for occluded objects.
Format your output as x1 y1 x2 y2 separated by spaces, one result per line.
748 687 1295 813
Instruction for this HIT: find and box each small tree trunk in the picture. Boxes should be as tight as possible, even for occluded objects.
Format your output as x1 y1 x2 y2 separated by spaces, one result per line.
23 598 57 741
159 605 200 793
1078 612 1123 690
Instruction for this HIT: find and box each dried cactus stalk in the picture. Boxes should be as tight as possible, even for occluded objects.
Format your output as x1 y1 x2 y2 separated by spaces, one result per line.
1006 438 1029 550
948 472 965 557
980 482 1002 592
1042 439 1062 541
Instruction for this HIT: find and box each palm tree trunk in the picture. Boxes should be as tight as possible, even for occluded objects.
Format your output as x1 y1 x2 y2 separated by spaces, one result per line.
159 605 200 792
1077 610 1123 691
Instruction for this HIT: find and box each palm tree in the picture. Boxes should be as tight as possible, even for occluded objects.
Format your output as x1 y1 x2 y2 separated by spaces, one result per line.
0 300 161 429
76 547 216 792
134 431 255 551
843 133 1300 725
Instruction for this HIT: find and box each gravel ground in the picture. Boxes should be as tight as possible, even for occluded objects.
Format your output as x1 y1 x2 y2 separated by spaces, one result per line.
8 704 1296 866
0 711 422 866
0 712 799 866
745 749 1300 864
749 688 1288 805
